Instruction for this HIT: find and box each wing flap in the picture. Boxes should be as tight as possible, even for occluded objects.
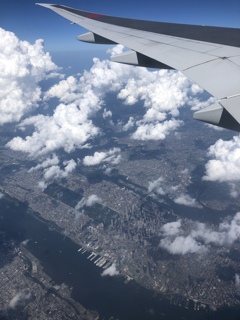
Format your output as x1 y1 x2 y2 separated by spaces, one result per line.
77 32 116 44
111 50 173 69
194 97 240 132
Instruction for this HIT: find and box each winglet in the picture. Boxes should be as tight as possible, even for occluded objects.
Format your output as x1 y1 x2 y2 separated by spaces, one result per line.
194 101 240 132
36 3 54 9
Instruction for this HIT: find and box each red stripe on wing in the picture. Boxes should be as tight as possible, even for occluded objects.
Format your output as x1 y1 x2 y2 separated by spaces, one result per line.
87 13 104 19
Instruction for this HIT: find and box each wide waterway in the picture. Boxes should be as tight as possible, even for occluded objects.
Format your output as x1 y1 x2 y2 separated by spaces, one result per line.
1 194 240 320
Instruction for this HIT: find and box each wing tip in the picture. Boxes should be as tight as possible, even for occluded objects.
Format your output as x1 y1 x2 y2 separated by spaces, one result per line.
35 3 54 8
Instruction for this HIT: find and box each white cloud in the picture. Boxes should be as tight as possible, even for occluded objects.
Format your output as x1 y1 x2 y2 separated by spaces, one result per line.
38 180 48 191
218 212 240 245
7 104 100 157
235 274 240 291
9 291 31 309
43 159 76 181
6 46 133 159
0 28 58 125
148 175 201 209
85 194 102 206
189 96 216 112
0 192 3 199
103 108 112 119
101 263 119 277
131 119 183 141
29 155 76 186
229 183 238 198
148 177 166 195
117 69 201 140
6 41 202 161
203 136 240 182
160 235 207 255
122 116 135 131
83 148 121 166
159 212 240 255
174 193 197 207
161 220 182 236
29 154 59 172
4 39 207 187
107 44 125 57
75 194 102 212
44 75 78 103
148 177 197 207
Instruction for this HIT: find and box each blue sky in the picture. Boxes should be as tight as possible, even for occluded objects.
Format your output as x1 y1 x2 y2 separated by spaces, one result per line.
2 0 240 53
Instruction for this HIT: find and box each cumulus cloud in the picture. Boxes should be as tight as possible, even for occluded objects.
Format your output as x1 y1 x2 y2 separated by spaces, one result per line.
149 177 179 195
103 108 112 119
159 212 240 255
9 291 31 309
203 136 240 182
44 75 78 102
6 46 133 160
29 154 59 172
107 44 125 57
83 148 121 166
122 116 135 131
148 177 198 207
43 159 76 181
229 183 238 198
0 28 58 125
0 192 3 199
161 220 182 236
7 104 99 157
174 194 197 207
159 220 206 255
101 263 119 277
131 119 183 141
189 96 216 112
30 155 73 188
117 69 202 140
148 177 166 195
7 43 202 159
75 194 102 212
86 194 102 206
38 180 48 191
160 235 207 255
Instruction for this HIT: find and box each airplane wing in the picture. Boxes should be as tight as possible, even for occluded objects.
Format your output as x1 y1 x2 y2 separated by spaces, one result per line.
36 3 240 131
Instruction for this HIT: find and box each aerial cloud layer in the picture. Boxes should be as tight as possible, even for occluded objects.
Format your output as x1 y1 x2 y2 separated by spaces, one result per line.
4 29 232 189
6 41 205 162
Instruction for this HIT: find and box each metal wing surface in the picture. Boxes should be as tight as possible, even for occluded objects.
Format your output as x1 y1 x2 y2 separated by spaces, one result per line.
36 3 240 131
